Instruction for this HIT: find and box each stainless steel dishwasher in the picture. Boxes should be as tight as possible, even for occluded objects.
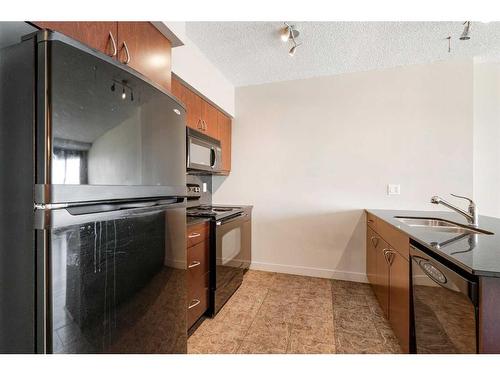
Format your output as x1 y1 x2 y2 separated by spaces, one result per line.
410 246 478 353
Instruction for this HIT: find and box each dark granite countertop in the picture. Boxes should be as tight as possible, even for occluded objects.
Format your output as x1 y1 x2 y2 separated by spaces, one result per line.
366 209 500 278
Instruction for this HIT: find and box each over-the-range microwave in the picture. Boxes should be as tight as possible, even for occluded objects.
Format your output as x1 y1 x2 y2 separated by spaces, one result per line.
187 128 222 174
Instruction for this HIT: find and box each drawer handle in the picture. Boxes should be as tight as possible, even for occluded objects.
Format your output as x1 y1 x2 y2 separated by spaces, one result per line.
188 232 201 239
370 236 379 248
368 219 375 224
188 299 201 309
188 261 201 269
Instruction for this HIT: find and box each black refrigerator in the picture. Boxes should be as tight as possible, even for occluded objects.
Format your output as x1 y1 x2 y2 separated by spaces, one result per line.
0 30 187 353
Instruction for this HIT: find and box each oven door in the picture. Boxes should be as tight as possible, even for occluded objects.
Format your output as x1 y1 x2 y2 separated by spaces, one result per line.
35 199 187 353
212 212 251 314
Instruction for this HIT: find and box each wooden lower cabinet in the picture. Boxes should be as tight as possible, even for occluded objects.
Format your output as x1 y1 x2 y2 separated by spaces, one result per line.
375 237 390 318
366 213 410 352
388 249 410 353
187 221 210 329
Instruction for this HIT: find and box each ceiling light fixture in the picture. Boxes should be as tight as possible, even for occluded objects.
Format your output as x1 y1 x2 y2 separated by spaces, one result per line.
281 22 302 57
460 21 471 40
280 22 299 42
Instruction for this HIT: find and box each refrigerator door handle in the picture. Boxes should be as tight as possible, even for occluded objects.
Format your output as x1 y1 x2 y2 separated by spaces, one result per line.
35 198 186 229
65 198 183 215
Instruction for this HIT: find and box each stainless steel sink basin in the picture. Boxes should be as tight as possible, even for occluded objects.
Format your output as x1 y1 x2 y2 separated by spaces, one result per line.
394 216 494 235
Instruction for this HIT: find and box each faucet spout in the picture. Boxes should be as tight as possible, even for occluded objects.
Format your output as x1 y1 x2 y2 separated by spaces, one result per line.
430 194 478 227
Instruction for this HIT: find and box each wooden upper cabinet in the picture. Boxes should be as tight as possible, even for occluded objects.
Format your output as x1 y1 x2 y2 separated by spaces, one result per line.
389 250 410 353
201 101 219 139
217 112 232 174
172 78 201 130
116 22 172 91
32 22 118 56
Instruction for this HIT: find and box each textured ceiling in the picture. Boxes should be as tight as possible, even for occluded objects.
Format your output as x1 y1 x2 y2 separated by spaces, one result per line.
185 22 500 87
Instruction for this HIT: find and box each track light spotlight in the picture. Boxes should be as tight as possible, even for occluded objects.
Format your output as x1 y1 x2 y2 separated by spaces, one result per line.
280 22 300 43
460 21 471 40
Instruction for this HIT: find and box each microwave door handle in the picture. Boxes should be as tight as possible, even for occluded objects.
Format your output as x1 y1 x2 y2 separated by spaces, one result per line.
210 147 216 168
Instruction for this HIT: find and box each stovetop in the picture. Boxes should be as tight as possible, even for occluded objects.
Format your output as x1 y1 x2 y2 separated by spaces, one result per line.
186 205 244 220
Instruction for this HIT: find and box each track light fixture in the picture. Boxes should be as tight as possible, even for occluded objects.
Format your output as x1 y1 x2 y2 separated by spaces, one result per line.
281 22 300 43
281 22 302 57
460 21 471 40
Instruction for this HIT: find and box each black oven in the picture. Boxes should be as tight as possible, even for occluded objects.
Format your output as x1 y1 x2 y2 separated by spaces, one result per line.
210 208 252 315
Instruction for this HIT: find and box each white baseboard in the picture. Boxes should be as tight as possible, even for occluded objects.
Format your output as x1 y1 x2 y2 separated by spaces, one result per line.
249 261 368 283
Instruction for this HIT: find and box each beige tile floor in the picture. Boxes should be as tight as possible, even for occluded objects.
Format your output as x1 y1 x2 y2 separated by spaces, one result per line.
188 270 402 354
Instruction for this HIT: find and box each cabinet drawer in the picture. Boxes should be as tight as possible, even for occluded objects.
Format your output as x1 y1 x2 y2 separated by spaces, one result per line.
187 221 209 247
187 283 209 328
187 241 209 278
367 212 378 231
377 219 409 260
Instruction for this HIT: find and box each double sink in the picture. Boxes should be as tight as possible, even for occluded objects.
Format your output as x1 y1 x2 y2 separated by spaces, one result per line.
395 216 494 235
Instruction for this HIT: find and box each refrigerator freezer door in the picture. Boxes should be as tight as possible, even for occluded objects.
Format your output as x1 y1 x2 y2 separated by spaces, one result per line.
37 201 187 353
35 32 186 203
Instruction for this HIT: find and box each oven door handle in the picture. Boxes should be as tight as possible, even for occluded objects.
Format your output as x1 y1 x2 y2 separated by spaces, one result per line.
216 212 247 226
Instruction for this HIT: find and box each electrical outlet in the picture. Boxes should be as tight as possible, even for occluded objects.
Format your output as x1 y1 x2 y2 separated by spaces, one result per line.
387 184 401 196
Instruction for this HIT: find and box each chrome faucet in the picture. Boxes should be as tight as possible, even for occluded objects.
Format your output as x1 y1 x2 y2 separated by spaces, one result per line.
430 194 478 227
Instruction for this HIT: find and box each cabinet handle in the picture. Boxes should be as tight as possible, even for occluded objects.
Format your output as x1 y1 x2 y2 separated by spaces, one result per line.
384 249 395 266
196 119 203 130
370 236 379 248
188 232 201 239
188 261 201 269
188 299 201 309
108 31 117 57
121 41 131 64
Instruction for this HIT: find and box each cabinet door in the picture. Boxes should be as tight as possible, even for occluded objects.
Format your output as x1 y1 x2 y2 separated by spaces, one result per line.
185 89 204 131
375 238 390 318
217 111 232 173
33 22 118 56
366 226 379 286
117 22 172 91
201 100 219 139
389 249 410 353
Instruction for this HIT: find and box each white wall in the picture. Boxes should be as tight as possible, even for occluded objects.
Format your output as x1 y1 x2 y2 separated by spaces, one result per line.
473 59 500 218
162 22 235 116
213 60 474 282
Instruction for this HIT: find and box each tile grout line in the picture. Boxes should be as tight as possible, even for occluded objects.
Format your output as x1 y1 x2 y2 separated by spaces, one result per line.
329 280 337 354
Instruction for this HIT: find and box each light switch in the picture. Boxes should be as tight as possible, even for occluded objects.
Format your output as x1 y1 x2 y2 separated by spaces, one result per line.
202 183 207 193
387 184 401 196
